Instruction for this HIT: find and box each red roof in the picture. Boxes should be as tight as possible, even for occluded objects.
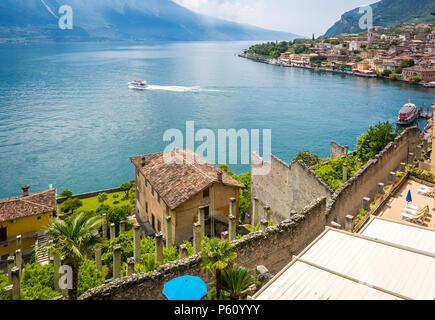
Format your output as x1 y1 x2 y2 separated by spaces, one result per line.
0 189 57 223
130 149 244 210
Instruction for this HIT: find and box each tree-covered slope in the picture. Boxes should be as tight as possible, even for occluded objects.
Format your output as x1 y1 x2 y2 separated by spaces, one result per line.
324 0 435 36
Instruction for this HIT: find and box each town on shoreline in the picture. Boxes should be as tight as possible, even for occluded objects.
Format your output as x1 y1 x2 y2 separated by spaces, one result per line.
240 23 435 87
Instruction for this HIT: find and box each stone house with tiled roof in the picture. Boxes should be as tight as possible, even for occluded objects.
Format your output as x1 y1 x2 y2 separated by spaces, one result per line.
402 66 435 82
0 186 56 261
130 149 244 245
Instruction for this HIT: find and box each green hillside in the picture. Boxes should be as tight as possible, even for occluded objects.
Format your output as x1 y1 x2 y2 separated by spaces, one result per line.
324 0 435 36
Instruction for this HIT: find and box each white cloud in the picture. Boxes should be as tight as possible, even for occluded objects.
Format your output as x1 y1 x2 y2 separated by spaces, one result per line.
173 0 374 36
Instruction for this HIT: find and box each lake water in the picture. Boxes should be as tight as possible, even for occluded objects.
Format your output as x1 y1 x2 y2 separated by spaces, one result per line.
0 41 434 198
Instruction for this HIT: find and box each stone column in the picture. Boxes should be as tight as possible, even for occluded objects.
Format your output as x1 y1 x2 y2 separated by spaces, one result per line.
345 215 354 230
400 162 406 172
377 183 385 194
113 244 121 280
179 244 188 259
95 245 102 272
389 172 396 183
119 221 126 234
133 224 141 264
53 252 60 292
423 140 428 151
362 197 371 211
229 197 236 218
7 256 15 285
16 235 22 251
193 222 202 254
416 145 422 161
155 233 163 263
342 163 348 182
252 197 259 227
260 219 268 232
228 215 236 241
15 249 22 276
11 267 20 300
408 153 414 164
102 214 107 240
263 205 271 221
165 216 172 248
198 207 205 239
126 258 135 277
221 231 229 240
110 223 115 241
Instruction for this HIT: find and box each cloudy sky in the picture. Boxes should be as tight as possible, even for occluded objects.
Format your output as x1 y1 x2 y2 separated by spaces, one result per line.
173 0 375 36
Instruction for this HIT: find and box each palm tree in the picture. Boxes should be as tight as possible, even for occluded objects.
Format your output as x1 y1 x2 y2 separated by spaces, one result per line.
44 211 103 300
200 237 236 299
221 265 260 300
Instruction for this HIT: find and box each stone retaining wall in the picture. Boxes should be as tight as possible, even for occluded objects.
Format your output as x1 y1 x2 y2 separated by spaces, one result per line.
81 197 326 300
57 187 123 204
326 126 420 226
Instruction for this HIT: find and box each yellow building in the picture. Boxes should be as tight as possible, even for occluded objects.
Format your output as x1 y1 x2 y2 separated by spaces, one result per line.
355 60 370 71
130 149 244 245
0 186 56 260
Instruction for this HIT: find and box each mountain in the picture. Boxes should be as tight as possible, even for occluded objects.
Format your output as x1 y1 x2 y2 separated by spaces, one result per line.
0 0 299 42
324 0 435 37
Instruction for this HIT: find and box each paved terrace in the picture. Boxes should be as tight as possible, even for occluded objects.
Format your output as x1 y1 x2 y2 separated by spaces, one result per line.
377 178 435 229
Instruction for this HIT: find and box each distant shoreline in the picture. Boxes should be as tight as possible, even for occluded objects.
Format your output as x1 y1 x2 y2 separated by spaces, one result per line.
238 53 435 88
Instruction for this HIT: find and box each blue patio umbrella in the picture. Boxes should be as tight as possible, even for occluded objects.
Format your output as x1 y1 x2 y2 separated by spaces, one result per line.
406 189 412 203
163 275 207 300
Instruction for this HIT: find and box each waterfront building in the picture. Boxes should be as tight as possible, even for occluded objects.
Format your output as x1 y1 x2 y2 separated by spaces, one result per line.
402 66 435 82
0 186 56 261
130 149 243 245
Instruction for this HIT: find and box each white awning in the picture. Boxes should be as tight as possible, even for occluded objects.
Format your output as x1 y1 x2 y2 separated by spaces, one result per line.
253 226 435 300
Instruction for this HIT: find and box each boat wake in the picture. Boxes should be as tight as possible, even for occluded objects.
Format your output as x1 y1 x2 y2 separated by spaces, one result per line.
146 85 220 93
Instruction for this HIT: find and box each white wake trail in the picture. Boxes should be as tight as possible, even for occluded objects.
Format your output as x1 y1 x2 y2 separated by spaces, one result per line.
146 85 220 93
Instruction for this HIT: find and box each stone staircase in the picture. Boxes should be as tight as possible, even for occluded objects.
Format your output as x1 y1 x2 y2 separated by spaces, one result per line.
35 233 50 265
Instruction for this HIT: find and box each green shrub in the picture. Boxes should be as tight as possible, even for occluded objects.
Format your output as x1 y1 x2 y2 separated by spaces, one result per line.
356 121 400 163
21 263 58 300
78 259 104 297
112 194 119 199
405 164 433 181
313 154 359 191
98 193 108 203
408 76 422 84
292 150 320 167
0 271 10 300
60 189 73 198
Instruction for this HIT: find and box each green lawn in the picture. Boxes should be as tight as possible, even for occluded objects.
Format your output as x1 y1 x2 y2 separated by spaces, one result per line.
58 191 133 213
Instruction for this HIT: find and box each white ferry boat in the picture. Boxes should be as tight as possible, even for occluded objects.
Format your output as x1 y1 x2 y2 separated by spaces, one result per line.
128 80 148 90
397 101 418 125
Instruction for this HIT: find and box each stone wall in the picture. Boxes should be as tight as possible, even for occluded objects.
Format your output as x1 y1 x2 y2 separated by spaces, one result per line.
81 197 327 300
326 126 420 226
251 153 332 222
57 187 123 204
330 141 349 158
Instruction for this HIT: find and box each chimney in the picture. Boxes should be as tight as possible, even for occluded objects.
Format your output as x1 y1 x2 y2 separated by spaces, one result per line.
21 185 30 197
217 171 223 183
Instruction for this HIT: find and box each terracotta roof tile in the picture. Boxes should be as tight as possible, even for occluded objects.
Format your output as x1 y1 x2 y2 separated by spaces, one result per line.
0 189 57 223
130 149 244 210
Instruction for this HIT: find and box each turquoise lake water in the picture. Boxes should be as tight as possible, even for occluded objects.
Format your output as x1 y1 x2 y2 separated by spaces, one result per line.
0 41 434 198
